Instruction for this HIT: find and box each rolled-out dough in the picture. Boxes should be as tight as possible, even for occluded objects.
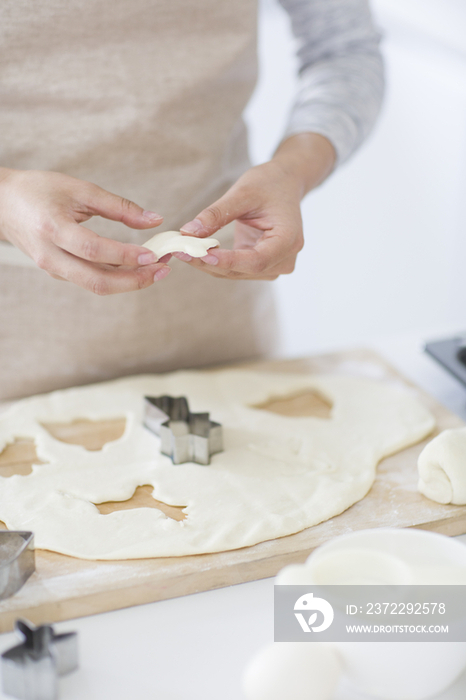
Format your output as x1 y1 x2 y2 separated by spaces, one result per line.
418 427 466 504
0 371 434 560
143 230 219 260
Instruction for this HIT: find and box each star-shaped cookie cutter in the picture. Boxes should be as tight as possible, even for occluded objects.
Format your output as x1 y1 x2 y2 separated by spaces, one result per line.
144 395 223 465
0 531 35 601
1 619 78 700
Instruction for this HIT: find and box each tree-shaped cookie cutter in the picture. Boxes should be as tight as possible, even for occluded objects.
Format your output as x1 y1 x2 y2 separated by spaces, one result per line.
0 531 35 601
144 395 223 465
1 619 78 700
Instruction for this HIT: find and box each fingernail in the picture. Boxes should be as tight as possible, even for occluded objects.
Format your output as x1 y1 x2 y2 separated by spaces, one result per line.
180 218 203 235
138 252 157 265
143 210 163 221
173 251 193 262
201 254 218 265
154 266 171 281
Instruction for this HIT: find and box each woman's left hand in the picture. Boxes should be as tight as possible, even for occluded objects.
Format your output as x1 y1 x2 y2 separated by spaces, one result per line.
176 133 336 280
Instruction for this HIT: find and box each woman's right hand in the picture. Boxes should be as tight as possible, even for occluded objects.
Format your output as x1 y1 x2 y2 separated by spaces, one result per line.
0 168 170 294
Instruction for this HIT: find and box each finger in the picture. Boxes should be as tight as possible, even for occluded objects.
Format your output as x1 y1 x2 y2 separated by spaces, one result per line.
199 232 291 276
242 249 298 278
55 222 160 267
172 251 192 262
83 184 164 230
180 187 252 237
178 250 296 280
37 245 171 295
178 261 279 281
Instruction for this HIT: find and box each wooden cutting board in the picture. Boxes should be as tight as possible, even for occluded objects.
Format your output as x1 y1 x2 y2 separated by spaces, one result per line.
0 348 465 634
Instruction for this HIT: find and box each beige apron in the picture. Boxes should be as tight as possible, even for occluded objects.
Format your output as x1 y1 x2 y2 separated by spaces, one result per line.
0 0 278 400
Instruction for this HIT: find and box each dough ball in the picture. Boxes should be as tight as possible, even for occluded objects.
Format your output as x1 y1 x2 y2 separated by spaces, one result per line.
418 427 466 505
243 642 341 700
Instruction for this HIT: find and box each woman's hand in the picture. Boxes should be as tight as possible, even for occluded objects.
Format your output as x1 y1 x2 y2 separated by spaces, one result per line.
176 133 336 280
0 169 170 294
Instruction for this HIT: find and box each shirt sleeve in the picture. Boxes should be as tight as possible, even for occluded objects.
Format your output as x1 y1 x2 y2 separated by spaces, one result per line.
278 0 384 165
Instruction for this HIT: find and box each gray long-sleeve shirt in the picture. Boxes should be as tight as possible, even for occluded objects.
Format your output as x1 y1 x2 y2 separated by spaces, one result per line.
281 0 384 164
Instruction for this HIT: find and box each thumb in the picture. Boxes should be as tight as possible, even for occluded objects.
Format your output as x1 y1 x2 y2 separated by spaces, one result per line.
180 189 245 238
85 184 164 229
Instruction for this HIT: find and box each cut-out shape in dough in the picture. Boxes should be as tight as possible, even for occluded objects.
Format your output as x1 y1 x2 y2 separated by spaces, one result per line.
0 371 435 560
0 438 46 477
41 418 126 451
142 230 219 260
252 390 333 419
96 485 187 521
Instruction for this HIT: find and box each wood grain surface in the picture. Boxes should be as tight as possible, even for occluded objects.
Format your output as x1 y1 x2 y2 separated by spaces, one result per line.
0 349 464 633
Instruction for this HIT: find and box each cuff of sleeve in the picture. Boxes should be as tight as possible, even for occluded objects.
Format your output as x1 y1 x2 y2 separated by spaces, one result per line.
281 110 360 167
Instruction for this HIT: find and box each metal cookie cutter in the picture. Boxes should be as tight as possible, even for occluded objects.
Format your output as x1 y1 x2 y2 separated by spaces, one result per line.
0 531 35 601
1 619 78 700
144 395 223 465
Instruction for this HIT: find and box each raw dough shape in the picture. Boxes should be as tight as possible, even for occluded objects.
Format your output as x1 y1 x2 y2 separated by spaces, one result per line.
142 230 219 260
0 371 435 560
418 427 466 504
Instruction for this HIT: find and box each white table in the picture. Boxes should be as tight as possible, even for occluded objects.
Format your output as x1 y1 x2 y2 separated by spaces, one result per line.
1 334 465 700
